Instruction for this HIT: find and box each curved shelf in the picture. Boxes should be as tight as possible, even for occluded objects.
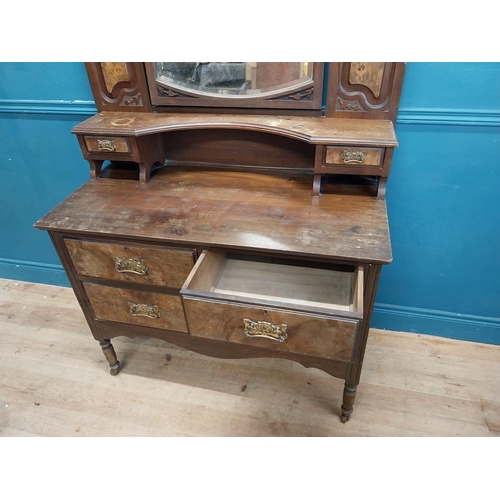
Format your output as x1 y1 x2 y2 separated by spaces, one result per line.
72 111 398 147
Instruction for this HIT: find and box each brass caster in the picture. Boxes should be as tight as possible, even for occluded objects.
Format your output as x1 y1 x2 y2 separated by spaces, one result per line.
340 414 351 424
109 362 121 376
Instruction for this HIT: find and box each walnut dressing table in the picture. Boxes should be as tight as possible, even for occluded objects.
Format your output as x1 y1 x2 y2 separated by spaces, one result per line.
35 62 405 423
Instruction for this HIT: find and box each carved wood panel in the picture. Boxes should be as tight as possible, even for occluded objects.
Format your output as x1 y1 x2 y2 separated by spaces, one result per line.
326 62 406 123
85 62 152 113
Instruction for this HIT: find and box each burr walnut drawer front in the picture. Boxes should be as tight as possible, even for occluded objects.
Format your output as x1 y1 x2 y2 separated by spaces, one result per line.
84 136 131 154
180 250 363 361
84 284 188 332
325 146 384 167
65 239 196 289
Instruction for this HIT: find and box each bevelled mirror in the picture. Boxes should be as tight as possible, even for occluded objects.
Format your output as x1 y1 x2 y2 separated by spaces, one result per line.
146 62 324 112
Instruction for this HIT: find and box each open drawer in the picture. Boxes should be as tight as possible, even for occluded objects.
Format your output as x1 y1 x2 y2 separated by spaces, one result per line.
180 251 363 361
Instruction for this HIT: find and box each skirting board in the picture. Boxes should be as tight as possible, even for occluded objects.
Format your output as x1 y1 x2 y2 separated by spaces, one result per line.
0 258 69 287
372 304 500 346
1 258 498 346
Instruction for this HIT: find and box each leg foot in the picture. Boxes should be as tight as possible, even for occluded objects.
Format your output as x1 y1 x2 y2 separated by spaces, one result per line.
99 339 121 376
138 163 152 184
340 413 351 424
89 159 105 180
340 383 357 423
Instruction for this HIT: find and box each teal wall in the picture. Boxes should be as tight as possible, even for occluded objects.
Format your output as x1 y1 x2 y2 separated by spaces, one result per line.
1 63 499 344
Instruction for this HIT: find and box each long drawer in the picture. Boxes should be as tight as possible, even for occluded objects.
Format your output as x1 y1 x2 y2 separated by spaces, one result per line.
84 283 188 332
181 250 363 361
65 239 196 288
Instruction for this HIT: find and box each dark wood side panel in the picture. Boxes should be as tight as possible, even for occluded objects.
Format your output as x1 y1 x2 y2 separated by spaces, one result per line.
326 62 406 123
86 63 152 113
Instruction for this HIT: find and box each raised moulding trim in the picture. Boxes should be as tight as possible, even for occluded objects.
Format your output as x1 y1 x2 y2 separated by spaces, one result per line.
397 107 500 127
0 99 97 115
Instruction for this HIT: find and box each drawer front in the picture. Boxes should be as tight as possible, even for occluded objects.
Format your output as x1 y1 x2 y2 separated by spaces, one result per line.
85 284 188 332
65 239 195 288
325 147 383 167
84 136 131 154
183 298 357 362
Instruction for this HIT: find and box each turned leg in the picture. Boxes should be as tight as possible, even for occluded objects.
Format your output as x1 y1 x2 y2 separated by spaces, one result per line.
99 339 121 376
341 383 357 423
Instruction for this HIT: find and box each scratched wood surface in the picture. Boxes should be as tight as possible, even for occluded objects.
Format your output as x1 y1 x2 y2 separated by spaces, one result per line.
34 166 392 264
1 278 499 437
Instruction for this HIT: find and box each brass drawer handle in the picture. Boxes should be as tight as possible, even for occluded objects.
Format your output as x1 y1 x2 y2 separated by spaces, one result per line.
341 150 366 164
97 139 116 152
243 319 288 342
128 302 160 319
114 257 148 276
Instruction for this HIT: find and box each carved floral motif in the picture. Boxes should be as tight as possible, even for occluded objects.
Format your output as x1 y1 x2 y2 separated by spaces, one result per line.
156 85 196 98
336 96 365 112
120 93 143 106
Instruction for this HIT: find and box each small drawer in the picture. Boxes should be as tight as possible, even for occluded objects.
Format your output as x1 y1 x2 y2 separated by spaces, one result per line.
180 251 363 361
65 239 196 288
325 147 384 167
84 136 131 154
84 284 188 332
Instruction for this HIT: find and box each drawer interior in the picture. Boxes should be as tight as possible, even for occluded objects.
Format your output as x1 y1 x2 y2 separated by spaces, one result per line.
183 251 363 316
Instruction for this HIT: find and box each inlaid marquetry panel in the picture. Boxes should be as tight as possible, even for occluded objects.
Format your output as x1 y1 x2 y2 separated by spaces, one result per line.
349 63 386 98
100 63 130 94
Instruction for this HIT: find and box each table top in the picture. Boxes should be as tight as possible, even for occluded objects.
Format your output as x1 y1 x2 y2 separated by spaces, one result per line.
35 166 392 264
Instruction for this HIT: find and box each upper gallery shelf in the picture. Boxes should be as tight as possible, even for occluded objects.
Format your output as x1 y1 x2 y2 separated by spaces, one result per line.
72 111 398 147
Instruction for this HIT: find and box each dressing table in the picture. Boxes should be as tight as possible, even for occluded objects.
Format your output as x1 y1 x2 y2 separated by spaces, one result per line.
35 62 405 423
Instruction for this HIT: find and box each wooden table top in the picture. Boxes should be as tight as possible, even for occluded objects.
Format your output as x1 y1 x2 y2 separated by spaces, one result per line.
35 166 392 264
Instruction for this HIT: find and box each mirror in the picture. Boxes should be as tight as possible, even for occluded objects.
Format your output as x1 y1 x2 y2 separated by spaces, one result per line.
146 62 323 111
154 62 313 96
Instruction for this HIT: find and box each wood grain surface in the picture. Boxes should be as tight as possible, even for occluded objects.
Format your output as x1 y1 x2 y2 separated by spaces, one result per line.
84 284 188 332
183 297 357 361
35 166 392 264
65 238 195 288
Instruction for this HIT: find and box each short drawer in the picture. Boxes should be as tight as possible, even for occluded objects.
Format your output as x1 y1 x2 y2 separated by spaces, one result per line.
65 239 196 288
84 136 131 154
84 283 188 332
325 146 384 167
180 250 363 361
